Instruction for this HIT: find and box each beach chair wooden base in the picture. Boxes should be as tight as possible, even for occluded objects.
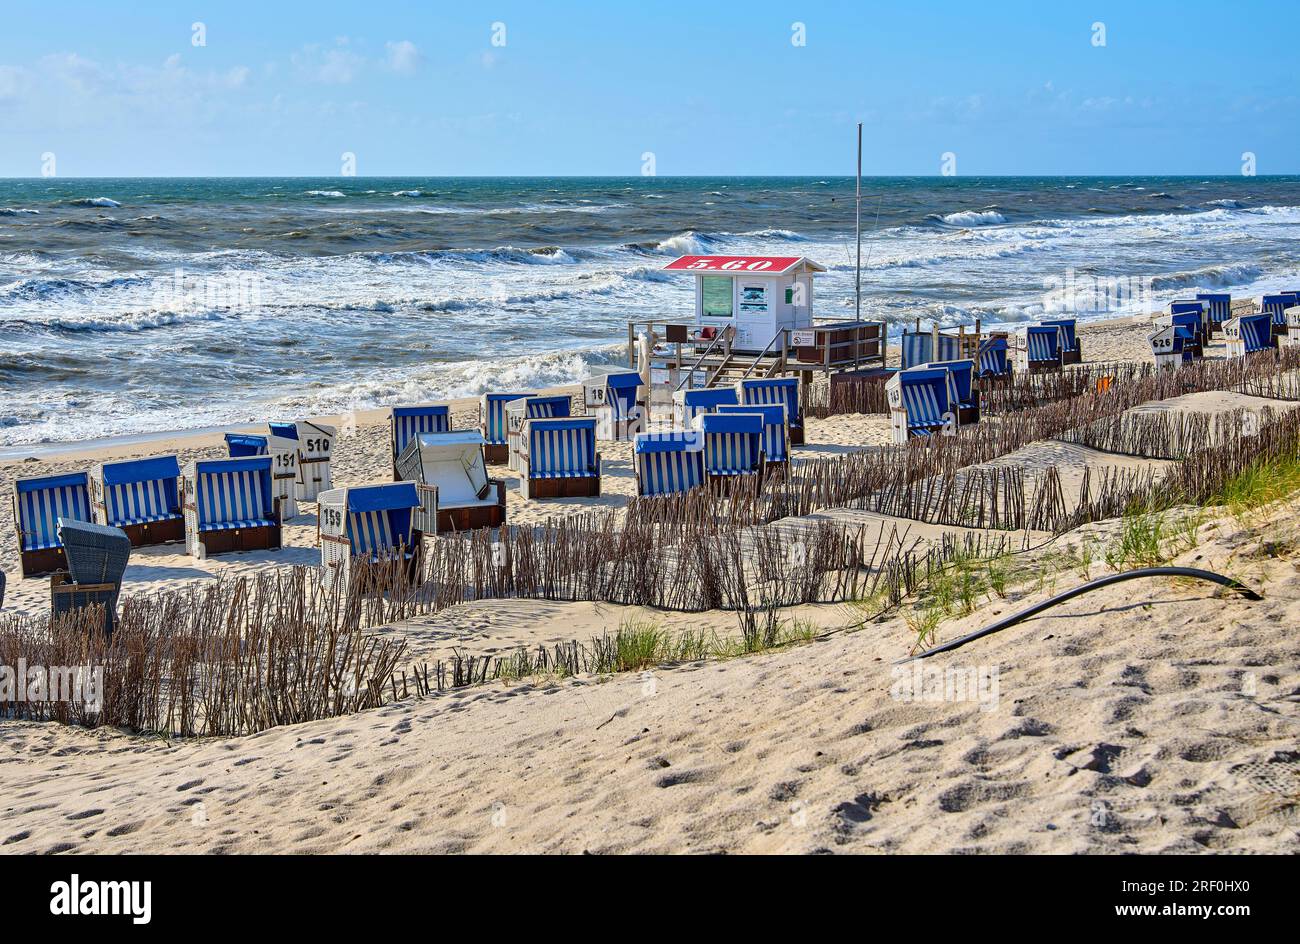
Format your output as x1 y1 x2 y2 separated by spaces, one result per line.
1272 325 1288 346
957 405 980 426
50 573 118 635
120 516 185 548
196 523 282 556
706 469 765 492
483 443 510 465
436 481 506 533
789 426 805 446
1024 359 1062 375
523 476 602 500
19 545 67 579
1061 347 1082 366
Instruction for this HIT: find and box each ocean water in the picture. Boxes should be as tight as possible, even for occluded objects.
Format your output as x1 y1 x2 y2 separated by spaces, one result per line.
2 175 1299 447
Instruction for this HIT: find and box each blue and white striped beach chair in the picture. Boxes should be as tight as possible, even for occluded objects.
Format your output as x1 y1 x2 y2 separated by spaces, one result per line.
12 471 92 577
92 456 184 547
519 417 602 499
225 433 269 457
585 371 644 441
183 456 281 557
1224 313 1274 358
923 359 979 425
390 405 451 478
479 391 534 464
697 412 765 482
717 403 790 466
885 366 957 442
318 482 422 587
1149 323 1191 368
900 331 962 370
976 337 1011 380
506 395 573 472
736 376 804 445
633 431 706 497
1162 308 1205 359
1015 324 1063 373
1196 293 1231 335
673 386 739 428
1041 318 1081 364
1260 294 1296 328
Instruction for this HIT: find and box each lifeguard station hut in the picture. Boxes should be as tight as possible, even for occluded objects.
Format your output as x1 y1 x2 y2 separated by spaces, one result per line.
663 255 825 354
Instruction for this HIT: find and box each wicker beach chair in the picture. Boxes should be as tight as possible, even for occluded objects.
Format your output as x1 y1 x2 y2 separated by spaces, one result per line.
736 376 804 445
717 403 790 466
1041 318 1081 365
479 392 534 464
584 372 644 441
1224 313 1274 357
697 412 765 483
318 483 422 588
518 417 601 499
394 430 505 533
1015 324 1063 374
1195 293 1231 336
12 470 92 577
389 405 451 479
91 456 184 547
886 366 958 442
504 395 572 472
976 336 1011 380
50 518 131 637
633 431 706 497
1149 323 1192 368
923 359 980 425
182 456 282 557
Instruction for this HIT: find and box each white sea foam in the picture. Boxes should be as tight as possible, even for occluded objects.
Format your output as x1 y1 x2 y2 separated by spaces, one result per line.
938 210 1006 226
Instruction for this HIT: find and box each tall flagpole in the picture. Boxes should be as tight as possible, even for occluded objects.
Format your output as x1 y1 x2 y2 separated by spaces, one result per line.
855 122 862 320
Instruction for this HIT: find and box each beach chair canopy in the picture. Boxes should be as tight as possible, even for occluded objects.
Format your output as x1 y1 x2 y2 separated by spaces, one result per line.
1041 318 1078 353
1195 292 1232 324
736 376 802 429
404 431 495 508
1020 325 1061 362
58 518 131 588
524 418 599 478
976 337 1010 377
922 359 976 406
697 412 764 476
188 456 276 532
717 403 789 463
634 431 705 497
225 433 269 457
480 392 534 445
896 367 953 435
15 471 91 552
391 405 451 461
268 421 299 441
1169 301 1207 332
98 456 182 526
679 387 739 421
52 518 131 635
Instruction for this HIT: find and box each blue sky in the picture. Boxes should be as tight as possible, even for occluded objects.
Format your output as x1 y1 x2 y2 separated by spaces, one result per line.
0 0 1296 176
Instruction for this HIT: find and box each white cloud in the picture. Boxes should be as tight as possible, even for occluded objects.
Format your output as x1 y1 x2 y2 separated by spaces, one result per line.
291 41 364 84
385 40 421 75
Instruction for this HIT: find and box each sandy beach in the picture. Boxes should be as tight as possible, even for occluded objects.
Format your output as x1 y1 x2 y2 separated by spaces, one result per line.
4 307 1300 855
